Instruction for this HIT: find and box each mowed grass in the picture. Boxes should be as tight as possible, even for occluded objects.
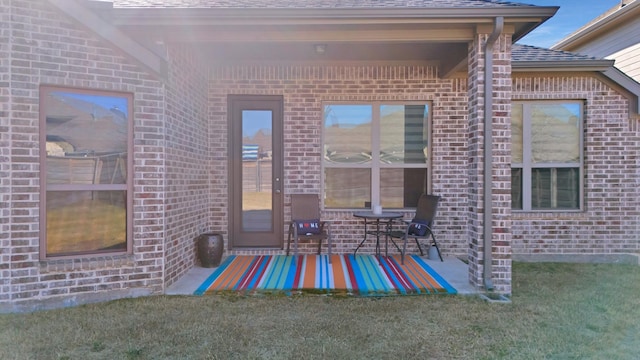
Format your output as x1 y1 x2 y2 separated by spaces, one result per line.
1 262 639 360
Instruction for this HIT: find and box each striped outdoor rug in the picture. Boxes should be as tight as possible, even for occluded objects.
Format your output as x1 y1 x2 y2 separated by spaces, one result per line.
194 254 457 296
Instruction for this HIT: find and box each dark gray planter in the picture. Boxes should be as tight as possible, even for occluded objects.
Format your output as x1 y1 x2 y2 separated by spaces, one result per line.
197 233 224 268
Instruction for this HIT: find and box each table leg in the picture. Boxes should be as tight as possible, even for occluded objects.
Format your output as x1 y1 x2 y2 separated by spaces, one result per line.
375 219 381 258
353 218 369 256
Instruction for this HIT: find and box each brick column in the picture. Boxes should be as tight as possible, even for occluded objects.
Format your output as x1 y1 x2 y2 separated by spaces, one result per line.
0 0 11 303
467 31 513 294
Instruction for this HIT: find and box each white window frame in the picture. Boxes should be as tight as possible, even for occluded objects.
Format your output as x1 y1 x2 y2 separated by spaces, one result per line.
512 101 584 212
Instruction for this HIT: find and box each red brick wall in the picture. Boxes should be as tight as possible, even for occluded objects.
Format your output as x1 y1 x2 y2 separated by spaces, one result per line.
163 43 211 286
1 0 166 310
511 73 640 257
209 64 470 258
1 0 12 304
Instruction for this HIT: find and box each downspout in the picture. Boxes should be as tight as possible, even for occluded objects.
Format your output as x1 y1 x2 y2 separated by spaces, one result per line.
483 16 503 291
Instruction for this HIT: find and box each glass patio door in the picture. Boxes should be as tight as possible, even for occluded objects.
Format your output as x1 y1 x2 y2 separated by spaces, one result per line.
229 95 283 248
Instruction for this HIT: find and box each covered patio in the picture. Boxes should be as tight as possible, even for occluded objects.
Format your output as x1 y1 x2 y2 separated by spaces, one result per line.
64 0 561 296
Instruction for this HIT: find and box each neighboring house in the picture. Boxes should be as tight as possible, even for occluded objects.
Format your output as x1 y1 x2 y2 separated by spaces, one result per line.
553 0 640 83
1 0 639 312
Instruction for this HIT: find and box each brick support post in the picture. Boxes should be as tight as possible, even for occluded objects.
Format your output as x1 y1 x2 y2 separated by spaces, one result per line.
467 31 513 294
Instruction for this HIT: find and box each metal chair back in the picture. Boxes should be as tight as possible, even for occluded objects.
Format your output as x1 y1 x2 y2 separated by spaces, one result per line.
291 194 320 221
414 194 440 224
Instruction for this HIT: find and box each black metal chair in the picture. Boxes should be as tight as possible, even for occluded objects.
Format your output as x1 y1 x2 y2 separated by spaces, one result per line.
388 194 443 264
286 194 332 263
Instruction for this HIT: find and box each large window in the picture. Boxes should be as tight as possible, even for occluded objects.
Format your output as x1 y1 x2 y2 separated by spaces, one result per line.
511 102 582 211
323 103 430 209
40 86 132 258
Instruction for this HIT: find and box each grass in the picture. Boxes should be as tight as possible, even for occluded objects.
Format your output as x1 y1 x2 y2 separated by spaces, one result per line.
1 262 639 359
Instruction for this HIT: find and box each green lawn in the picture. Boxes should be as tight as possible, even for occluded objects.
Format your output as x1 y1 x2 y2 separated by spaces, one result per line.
1 262 639 359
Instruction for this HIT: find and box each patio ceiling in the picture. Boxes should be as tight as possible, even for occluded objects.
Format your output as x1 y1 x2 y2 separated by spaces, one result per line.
67 1 559 77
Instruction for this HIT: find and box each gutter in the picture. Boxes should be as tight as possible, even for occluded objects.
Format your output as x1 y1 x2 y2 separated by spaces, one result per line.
107 7 558 22
483 16 503 292
512 59 614 71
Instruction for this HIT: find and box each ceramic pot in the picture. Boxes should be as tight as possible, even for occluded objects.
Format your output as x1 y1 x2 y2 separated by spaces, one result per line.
197 233 224 268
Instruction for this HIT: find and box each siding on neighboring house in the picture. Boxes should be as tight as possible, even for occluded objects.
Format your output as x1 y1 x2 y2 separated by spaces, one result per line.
608 43 640 82
569 18 640 83
568 16 640 59
553 1 640 83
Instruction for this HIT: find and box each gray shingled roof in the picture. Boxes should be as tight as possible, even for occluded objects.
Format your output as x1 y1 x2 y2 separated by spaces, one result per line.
110 0 538 9
512 44 600 62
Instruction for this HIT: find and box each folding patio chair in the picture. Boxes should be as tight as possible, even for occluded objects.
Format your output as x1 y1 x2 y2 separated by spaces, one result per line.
286 194 332 263
388 194 443 264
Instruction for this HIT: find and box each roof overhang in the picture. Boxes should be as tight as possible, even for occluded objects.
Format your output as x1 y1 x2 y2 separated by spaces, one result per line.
82 1 557 75
49 0 562 81
105 6 558 42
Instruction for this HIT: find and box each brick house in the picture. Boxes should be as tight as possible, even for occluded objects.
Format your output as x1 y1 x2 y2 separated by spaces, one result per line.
1 0 639 312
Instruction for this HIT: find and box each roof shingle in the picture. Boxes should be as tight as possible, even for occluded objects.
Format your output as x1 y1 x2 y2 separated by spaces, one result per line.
512 44 600 62
108 0 537 9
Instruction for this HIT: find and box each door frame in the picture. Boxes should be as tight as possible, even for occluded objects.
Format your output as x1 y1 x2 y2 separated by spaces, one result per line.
228 95 284 249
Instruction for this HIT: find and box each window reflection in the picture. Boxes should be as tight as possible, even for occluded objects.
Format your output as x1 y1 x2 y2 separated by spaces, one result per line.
46 191 127 256
380 168 426 208
241 110 273 231
323 103 430 209
324 168 371 208
42 87 131 258
511 103 523 164
531 104 580 163
45 91 128 185
323 105 372 164
380 105 428 164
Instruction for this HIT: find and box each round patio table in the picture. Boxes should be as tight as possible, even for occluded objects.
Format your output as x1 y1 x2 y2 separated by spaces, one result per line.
353 211 403 258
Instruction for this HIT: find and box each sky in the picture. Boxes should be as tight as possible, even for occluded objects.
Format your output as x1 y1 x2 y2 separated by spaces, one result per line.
516 0 622 48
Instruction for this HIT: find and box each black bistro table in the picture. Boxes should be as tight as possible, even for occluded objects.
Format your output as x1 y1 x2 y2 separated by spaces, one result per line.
353 211 403 258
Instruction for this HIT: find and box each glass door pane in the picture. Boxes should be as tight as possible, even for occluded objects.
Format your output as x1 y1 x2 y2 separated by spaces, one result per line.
241 110 273 232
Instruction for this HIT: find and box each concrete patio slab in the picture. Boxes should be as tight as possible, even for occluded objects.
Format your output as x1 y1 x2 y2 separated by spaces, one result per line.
165 255 478 296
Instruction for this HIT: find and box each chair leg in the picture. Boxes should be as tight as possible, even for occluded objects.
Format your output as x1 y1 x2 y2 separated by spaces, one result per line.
327 231 332 264
431 232 443 262
415 238 425 256
401 234 408 265
286 227 292 256
294 234 299 263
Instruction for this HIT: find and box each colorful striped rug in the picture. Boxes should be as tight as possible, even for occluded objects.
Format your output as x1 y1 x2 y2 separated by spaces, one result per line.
194 254 457 296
